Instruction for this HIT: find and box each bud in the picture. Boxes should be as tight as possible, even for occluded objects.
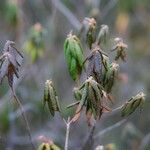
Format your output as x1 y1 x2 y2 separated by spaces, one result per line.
44 80 60 116
64 32 84 81
121 92 145 117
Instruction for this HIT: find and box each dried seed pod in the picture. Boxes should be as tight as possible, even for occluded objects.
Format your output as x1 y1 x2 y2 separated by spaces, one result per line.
86 46 103 83
112 37 128 62
86 27 94 49
64 32 84 81
43 80 60 116
103 63 119 93
121 92 145 117
86 77 105 120
89 77 104 119
71 76 109 124
88 84 100 119
82 18 96 49
97 25 109 45
0 41 22 87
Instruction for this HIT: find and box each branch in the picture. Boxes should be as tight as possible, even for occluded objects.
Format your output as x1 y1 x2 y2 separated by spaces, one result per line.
9 104 34 121
11 87 36 150
101 0 118 20
94 119 127 139
51 0 81 30
140 132 150 150
82 124 96 150
0 67 27 109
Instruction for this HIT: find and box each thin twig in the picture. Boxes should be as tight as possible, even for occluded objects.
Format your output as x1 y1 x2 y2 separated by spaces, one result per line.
82 124 96 150
9 104 34 121
0 66 28 109
10 87 36 150
64 117 71 150
94 119 127 139
140 132 150 150
51 0 81 30
101 0 118 20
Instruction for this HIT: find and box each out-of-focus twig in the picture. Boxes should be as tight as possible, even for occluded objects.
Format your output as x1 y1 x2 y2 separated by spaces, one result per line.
11 87 36 150
140 132 150 150
101 0 118 20
51 0 81 30
9 104 35 121
82 125 96 150
94 119 127 139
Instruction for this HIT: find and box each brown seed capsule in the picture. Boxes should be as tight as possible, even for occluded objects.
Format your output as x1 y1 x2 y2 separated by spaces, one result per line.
86 46 103 83
0 41 23 87
82 18 96 49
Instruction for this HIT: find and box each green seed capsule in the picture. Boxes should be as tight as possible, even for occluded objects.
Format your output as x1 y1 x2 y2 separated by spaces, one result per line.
121 92 145 117
64 33 84 81
38 143 50 150
43 80 60 116
103 63 119 93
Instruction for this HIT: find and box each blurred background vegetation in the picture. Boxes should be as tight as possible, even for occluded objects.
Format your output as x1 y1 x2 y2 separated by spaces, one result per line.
0 0 149 150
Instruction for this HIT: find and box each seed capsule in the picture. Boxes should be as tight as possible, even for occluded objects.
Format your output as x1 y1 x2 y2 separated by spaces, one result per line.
103 63 119 93
121 92 145 117
82 18 96 49
71 76 109 124
43 80 60 116
86 46 103 83
64 33 84 81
